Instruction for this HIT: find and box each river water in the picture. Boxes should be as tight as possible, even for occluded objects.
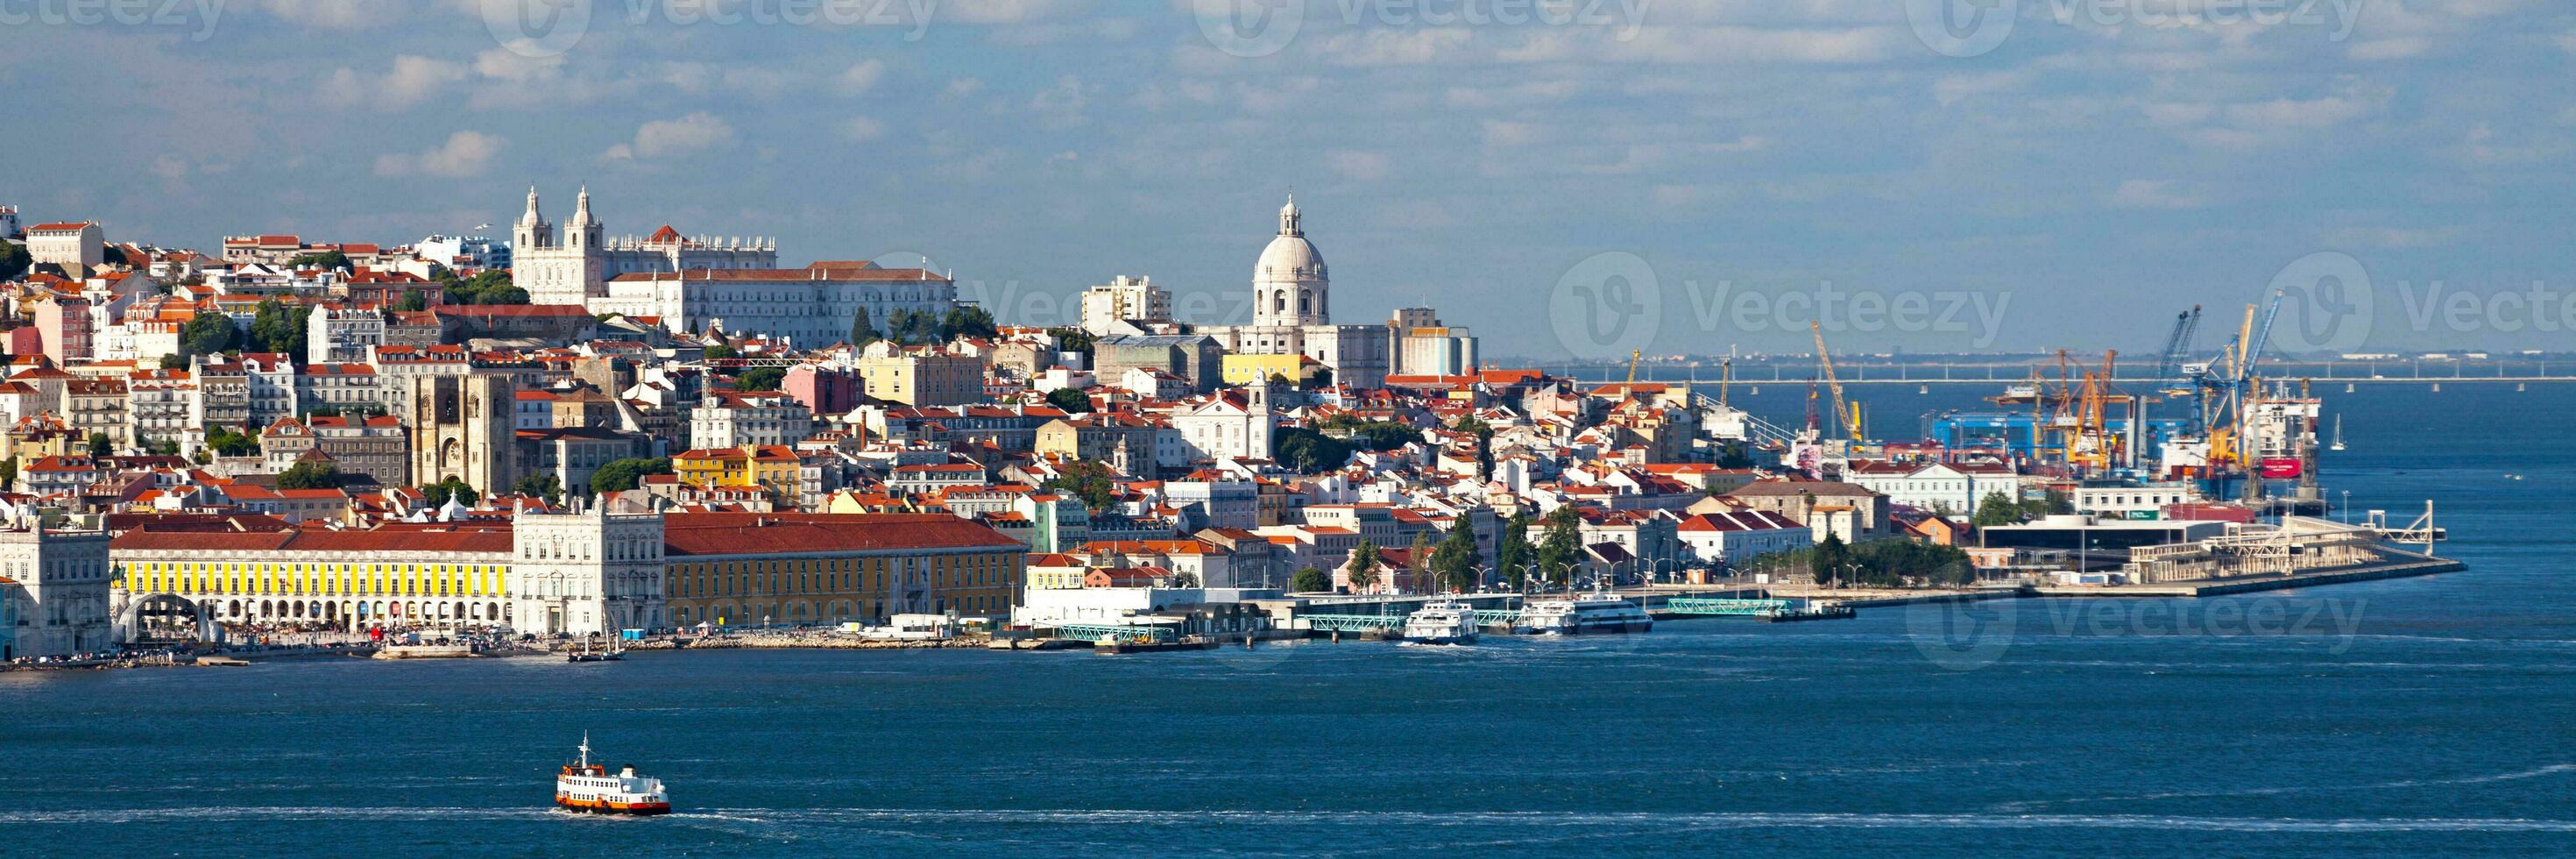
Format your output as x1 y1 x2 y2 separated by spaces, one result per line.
2 383 2569 856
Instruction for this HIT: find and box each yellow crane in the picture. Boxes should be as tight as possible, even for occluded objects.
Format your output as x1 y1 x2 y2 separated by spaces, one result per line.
1810 322 1859 444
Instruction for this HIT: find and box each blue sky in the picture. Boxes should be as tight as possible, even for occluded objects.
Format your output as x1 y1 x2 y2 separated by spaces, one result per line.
3 0 2571 359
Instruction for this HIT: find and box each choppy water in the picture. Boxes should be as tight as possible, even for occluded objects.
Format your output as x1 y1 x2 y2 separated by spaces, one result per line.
2 383 2570 857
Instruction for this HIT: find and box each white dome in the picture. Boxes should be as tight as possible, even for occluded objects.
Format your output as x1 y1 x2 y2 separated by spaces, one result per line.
1256 234 1325 280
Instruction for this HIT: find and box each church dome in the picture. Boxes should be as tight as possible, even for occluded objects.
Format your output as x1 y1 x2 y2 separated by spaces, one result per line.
1255 194 1325 281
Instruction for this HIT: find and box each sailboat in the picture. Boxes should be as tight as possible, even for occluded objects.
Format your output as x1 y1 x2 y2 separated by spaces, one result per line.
2329 415 2346 451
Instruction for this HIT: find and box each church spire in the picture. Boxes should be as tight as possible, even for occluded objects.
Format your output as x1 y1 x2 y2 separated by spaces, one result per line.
519 185 545 226
1278 192 1301 237
570 183 594 227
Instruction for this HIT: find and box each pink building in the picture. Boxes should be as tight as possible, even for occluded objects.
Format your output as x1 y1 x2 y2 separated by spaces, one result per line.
34 296 93 363
783 365 858 415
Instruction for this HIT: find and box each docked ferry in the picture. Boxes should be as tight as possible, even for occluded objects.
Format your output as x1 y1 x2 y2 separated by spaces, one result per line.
556 735 670 816
1513 596 1653 635
1401 600 1480 645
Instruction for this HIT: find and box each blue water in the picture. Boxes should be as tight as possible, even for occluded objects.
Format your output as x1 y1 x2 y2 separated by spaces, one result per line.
4 383 2572 857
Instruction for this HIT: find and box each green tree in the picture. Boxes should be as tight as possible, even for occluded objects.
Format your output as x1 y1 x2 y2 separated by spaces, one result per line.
1408 530 1438 594
180 309 237 357
1346 540 1383 592
1497 512 1534 590
1046 327 1097 364
1044 387 1091 415
938 305 999 341
276 461 343 490
733 366 786 392
286 250 353 272
86 432 111 458
247 299 312 359
1971 491 2024 527
1809 532 1849 586
0 240 30 281
395 288 430 312
157 352 188 370
0 457 16 491
512 472 564 505
206 425 259 457
591 458 674 493
1431 517 1481 593
704 344 739 361
1532 505 1586 589
2042 488 2075 516
1289 566 1333 593
849 305 879 346
1041 459 1122 512
422 477 479 508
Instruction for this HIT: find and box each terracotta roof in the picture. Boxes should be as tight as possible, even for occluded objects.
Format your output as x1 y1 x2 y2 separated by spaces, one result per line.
661 513 1021 557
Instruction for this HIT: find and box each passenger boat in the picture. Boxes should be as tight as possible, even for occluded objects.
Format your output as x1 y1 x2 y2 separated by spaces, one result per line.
556 735 669 816
1513 595 1652 635
1401 600 1479 645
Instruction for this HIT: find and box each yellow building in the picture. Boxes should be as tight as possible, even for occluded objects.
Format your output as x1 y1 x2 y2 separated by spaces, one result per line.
661 513 1026 628
672 444 801 498
110 527 516 629
1221 352 1321 387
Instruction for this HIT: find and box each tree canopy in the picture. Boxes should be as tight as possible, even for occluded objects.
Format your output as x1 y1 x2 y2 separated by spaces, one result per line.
287 250 353 272
1041 459 1122 512
277 461 343 491
591 458 674 493
180 309 237 358
733 366 787 393
1044 387 1091 415
1289 566 1333 593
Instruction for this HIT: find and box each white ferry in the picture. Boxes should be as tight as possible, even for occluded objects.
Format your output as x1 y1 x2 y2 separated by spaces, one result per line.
1401 600 1480 645
555 735 670 816
1513 596 1653 635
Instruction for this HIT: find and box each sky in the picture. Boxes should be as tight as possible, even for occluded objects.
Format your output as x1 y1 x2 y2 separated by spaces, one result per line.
3 0 2572 361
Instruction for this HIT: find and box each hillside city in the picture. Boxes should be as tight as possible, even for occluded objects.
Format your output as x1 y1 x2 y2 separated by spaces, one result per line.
0 189 2306 661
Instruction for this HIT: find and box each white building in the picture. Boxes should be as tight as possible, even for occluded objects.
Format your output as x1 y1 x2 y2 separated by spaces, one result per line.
508 186 776 308
1079 274 1171 336
688 394 815 449
1200 197 1392 388
1170 385 1275 464
508 502 667 635
416 234 512 272
1845 462 2017 517
308 305 387 365
0 512 115 659
1389 307 1481 377
1675 509 1814 566
24 221 104 270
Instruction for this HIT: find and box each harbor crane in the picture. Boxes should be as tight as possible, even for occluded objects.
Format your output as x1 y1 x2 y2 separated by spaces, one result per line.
1811 322 1859 444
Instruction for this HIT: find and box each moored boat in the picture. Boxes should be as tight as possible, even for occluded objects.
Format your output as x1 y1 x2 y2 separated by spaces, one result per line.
1401 600 1479 645
1513 596 1653 635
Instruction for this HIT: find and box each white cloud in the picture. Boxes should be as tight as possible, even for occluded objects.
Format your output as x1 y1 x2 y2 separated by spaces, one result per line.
839 117 888 142
320 55 466 110
936 0 1089 24
2322 225 2469 248
2109 179 2212 209
837 60 887 95
603 113 736 161
474 45 566 82
374 131 505 178
1326 151 1391 181
256 0 390 28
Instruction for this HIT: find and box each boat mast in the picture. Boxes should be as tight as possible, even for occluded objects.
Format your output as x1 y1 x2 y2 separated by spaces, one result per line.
580 732 591 768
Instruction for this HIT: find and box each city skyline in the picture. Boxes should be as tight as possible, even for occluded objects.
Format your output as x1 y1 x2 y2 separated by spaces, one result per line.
4 2 2572 356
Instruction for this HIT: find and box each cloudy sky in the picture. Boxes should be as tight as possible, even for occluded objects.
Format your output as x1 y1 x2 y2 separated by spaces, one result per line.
3 0 2571 359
